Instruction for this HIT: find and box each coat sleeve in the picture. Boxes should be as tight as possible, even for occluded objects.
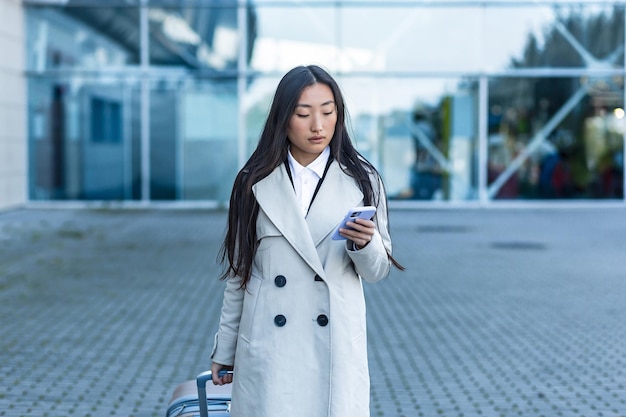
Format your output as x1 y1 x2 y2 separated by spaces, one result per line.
346 174 393 283
211 276 244 366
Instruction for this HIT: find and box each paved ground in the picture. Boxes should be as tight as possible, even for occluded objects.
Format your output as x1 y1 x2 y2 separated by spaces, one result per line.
0 207 625 417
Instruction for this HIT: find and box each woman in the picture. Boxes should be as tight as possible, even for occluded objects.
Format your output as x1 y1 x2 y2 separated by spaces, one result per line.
210 65 403 417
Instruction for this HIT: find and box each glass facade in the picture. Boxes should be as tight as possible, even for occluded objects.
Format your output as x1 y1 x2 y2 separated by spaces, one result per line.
24 0 626 205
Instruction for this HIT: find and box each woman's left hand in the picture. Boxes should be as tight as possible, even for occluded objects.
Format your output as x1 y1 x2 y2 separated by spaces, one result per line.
339 218 376 249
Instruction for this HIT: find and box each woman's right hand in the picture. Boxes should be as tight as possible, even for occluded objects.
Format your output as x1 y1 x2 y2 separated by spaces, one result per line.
211 362 234 385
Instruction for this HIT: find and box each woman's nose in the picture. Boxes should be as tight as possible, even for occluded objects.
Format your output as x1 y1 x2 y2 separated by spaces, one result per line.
311 116 323 132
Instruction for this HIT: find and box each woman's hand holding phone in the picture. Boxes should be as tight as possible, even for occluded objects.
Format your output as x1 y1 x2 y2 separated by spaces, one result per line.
332 206 376 248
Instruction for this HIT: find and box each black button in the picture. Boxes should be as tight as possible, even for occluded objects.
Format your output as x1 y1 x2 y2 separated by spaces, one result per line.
316 314 329 327
274 314 287 327
274 275 287 287
314 275 323 282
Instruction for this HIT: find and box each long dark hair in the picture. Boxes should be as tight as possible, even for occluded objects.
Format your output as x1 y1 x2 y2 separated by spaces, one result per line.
219 65 403 288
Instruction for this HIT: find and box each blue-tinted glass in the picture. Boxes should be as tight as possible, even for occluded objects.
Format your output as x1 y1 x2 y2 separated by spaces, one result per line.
25 7 138 71
150 78 239 201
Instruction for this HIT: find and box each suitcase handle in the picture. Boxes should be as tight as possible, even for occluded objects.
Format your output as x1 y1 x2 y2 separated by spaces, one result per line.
196 370 233 417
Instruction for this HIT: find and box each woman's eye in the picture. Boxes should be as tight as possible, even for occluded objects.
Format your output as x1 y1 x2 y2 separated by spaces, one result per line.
296 114 309 118
323 111 334 116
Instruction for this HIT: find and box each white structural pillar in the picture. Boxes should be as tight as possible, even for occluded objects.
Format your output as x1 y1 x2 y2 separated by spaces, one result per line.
0 0 27 210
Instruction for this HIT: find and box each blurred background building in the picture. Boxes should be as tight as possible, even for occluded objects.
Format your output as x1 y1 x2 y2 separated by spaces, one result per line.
1 0 625 209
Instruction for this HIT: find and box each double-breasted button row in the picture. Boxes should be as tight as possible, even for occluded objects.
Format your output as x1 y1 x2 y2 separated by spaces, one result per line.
273 314 329 327
272 274 327 327
276 274 323 284
276 274 323 285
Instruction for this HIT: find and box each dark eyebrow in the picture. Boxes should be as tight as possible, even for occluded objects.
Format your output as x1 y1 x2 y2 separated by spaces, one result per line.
295 100 335 108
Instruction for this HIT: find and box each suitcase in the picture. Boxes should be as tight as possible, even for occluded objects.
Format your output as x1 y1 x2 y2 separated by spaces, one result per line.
166 371 232 417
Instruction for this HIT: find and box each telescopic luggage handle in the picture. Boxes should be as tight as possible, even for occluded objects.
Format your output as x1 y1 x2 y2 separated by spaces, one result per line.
196 370 233 417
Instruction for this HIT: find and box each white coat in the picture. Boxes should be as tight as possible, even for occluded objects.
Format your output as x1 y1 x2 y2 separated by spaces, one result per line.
211 160 393 417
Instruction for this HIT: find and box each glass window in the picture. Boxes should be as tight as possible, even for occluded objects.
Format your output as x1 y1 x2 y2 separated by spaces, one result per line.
250 6 338 73
25 7 138 71
484 4 625 70
488 76 624 200
339 76 479 201
24 0 140 4
147 5 240 71
149 78 239 201
28 77 141 200
243 75 279 159
338 6 483 73
24 1 626 206
244 75 480 201
91 97 122 144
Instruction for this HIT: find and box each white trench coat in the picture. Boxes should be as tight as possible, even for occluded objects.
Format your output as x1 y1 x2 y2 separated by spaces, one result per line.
211 161 393 417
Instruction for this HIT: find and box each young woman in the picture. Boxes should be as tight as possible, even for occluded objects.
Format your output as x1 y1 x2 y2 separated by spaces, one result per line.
210 65 403 417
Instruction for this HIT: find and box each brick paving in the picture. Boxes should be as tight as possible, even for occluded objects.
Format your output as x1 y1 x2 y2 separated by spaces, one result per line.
0 207 625 417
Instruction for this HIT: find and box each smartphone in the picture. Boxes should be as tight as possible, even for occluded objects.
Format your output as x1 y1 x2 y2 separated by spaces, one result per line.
331 206 377 240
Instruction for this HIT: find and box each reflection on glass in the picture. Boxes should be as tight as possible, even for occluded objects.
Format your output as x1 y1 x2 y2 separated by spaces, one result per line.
483 5 555 71
488 77 624 200
485 4 625 70
244 76 280 160
339 77 479 201
150 79 239 201
148 5 246 70
26 7 137 71
24 1 626 205
250 7 337 72
338 7 482 72
28 77 140 200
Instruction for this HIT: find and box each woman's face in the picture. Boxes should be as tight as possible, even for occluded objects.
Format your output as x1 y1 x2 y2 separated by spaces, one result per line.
286 83 337 166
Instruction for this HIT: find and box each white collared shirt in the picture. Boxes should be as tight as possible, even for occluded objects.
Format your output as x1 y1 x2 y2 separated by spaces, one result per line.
287 146 331 216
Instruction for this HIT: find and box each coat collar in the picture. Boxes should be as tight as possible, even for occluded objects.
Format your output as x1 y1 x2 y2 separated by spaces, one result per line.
252 161 364 276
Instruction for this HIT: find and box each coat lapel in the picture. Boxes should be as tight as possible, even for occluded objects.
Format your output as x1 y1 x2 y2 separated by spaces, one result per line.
253 164 325 277
252 161 365 275
306 161 364 246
